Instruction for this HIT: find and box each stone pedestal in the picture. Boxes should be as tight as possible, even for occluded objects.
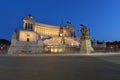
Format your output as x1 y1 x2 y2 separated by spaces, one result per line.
80 36 94 54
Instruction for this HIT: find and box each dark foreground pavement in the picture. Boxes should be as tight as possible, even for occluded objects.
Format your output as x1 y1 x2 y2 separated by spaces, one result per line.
0 55 120 80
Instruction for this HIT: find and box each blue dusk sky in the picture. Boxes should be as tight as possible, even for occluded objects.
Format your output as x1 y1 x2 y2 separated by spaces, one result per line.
0 0 120 41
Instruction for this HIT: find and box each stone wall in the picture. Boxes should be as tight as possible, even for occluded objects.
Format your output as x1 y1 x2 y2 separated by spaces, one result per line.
8 40 43 54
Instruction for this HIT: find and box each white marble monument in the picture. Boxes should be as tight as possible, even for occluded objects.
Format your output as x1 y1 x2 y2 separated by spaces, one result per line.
8 15 79 54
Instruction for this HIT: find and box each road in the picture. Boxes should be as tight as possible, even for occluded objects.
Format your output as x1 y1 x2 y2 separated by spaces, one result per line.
0 55 120 80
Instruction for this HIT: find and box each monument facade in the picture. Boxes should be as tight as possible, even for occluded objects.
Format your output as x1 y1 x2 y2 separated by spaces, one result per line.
8 15 80 54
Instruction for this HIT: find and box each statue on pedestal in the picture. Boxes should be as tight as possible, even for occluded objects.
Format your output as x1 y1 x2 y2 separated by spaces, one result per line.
80 24 94 53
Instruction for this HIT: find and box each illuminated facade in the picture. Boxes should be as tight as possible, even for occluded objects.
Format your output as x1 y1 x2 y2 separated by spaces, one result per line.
8 15 80 54
23 15 76 38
